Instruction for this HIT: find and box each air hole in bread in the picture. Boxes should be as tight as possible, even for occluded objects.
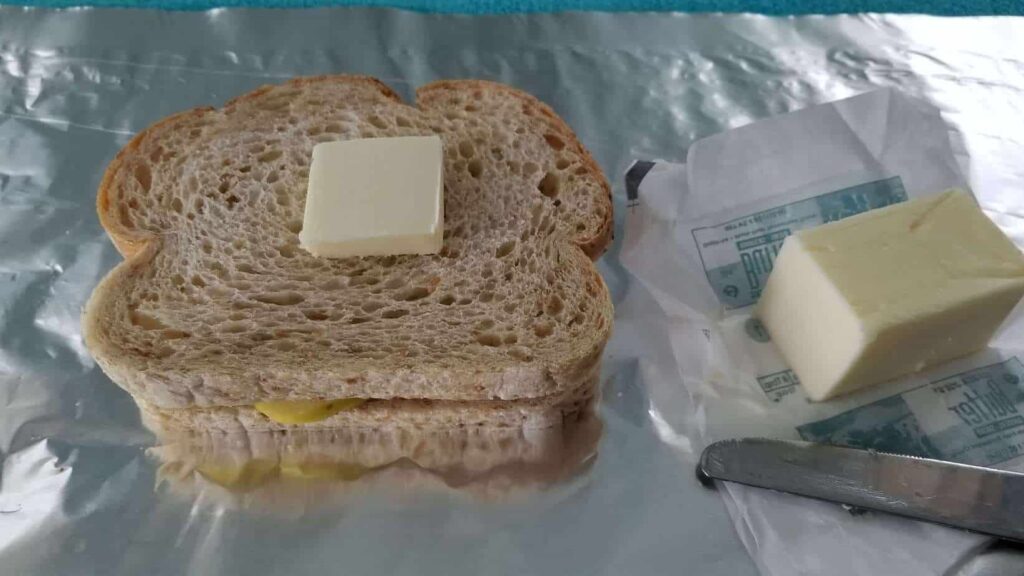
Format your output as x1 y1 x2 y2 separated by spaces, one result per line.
533 320 554 338
476 332 501 347
523 162 539 176
361 301 385 313
467 159 482 179
283 220 302 235
395 116 412 128
458 140 475 158
556 157 571 170
477 319 495 330
546 294 564 316
398 286 430 301
303 310 330 321
266 171 280 184
384 276 407 289
253 292 305 306
479 291 494 303
495 240 516 258
508 346 533 361
438 294 455 306
381 308 409 319
239 165 252 174
544 134 565 151
170 197 184 214
538 172 560 198
134 164 152 192
323 123 343 134
258 149 283 164
226 194 241 209
368 115 388 129
191 275 207 288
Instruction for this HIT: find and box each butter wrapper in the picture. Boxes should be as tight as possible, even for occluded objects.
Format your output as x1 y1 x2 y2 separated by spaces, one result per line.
621 89 1024 576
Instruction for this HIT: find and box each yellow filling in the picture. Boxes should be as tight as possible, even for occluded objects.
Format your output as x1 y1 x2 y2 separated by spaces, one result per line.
253 398 367 424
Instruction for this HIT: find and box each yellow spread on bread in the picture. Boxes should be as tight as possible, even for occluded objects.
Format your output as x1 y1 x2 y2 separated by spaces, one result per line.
253 398 367 424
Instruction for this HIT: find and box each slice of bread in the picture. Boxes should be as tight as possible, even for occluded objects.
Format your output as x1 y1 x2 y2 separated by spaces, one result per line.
83 76 613 410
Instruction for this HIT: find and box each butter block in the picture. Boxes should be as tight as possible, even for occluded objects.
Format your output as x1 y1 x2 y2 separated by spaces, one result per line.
757 190 1024 401
299 135 443 258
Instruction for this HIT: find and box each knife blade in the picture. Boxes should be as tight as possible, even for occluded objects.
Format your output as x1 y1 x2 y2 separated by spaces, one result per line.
698 438 1024 542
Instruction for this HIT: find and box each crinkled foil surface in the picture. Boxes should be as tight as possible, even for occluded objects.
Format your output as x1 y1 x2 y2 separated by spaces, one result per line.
2 7 1024 575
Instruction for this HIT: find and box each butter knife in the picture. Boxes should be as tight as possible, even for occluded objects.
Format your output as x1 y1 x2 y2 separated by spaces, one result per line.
697 438 1024 542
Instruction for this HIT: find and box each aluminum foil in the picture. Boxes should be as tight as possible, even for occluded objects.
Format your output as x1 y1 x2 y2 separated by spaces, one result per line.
2 7 1024 575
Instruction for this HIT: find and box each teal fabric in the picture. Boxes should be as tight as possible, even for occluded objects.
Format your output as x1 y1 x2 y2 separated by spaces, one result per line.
7 0 1024 15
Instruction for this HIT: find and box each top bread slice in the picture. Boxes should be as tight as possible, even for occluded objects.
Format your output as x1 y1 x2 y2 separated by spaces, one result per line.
83 76 614 410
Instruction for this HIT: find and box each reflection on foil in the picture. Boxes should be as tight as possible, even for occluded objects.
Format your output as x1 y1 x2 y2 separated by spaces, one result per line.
149 407 602 511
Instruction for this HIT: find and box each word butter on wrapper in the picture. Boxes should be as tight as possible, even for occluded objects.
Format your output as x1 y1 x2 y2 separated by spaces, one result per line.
299 135 444 258
758 190 1024 401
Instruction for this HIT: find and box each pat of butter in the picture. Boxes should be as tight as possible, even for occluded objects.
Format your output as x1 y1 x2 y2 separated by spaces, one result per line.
757 190 1024 401
298 136 443 258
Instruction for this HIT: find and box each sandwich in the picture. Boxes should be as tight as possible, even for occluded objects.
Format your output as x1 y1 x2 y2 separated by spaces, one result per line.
83 75 613 442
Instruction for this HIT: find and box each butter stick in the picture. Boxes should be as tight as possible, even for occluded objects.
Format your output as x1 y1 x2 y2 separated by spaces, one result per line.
758 190 1024 401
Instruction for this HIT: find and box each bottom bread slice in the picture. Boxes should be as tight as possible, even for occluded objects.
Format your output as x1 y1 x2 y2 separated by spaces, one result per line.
139 376 598 435
151 404 602 508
